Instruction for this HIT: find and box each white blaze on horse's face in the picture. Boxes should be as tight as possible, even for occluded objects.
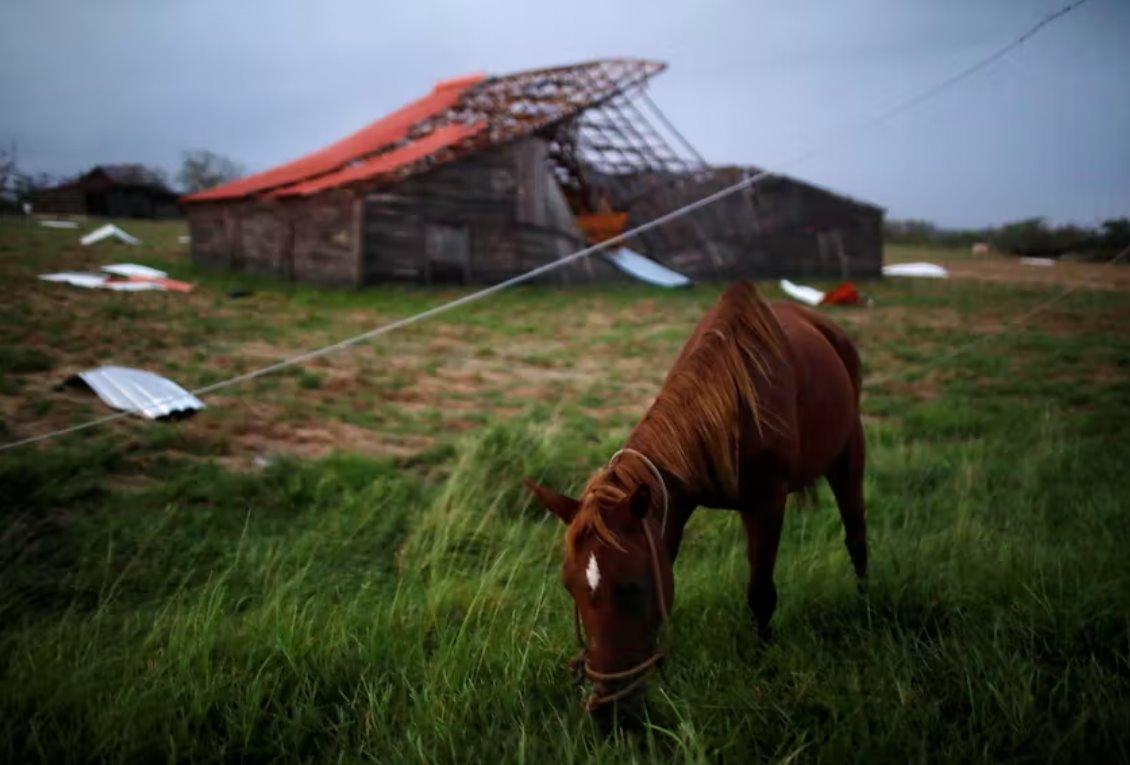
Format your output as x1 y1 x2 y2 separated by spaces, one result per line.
585 553 601 593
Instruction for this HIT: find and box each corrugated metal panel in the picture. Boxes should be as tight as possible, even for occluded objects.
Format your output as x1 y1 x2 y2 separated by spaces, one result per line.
74 366 205 419
604 247 690 288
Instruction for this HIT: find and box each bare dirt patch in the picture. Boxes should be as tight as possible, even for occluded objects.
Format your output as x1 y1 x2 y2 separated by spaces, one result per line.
945 255 1130 292
206 400 434 471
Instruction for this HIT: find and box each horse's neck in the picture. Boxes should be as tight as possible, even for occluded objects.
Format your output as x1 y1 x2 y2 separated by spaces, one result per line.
622 427 697 511
627 388 758 507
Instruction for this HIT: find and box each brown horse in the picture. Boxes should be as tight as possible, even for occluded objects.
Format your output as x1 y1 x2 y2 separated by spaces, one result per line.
523 281 867 716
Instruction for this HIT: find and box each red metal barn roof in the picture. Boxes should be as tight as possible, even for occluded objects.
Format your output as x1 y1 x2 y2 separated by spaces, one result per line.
272 121 487 198
182 74 485 202
181 59 666 203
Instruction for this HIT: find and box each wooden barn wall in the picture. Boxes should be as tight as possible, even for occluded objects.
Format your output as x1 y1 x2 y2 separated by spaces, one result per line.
605 171 883 281
186 195 362 287
234 204 286 277
289 195 362 286
360 138 623 286
185 204 230 270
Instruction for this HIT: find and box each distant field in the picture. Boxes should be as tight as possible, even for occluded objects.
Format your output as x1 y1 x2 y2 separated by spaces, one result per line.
1 217 1129 763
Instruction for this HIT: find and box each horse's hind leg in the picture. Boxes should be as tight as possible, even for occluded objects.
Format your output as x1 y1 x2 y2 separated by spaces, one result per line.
740 486 787 640
826 419 868 585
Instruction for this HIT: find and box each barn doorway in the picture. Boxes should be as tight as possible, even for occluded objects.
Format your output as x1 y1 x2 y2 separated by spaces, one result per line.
425 223 471 284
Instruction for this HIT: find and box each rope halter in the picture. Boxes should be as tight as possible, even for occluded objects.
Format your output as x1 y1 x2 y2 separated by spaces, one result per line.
569 447 671 713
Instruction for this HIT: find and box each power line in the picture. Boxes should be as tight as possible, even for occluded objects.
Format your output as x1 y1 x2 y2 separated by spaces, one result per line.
0 0 1092 453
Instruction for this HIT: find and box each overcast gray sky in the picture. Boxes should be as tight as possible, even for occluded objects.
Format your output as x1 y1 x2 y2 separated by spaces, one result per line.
2 0 1127 228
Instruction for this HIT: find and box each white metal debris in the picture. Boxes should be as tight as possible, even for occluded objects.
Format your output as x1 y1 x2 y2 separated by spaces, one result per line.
779 279 825 306
71 366 205 419
882 262 949 279
40 262 191 293
101 263 167 279
40 220 80 229
604 247 690 288
101 281 167 292
1020 257 1056 267
38 272 109 289
81 223 141 247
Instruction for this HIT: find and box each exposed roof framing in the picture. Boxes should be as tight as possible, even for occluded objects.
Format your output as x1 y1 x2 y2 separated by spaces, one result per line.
183 58 672 203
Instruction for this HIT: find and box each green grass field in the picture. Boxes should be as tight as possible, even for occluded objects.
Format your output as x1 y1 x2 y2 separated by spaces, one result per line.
2 218 1129 763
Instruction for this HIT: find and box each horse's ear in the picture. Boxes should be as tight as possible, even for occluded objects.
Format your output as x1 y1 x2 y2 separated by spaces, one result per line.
626 482 651 520
523 479 580 524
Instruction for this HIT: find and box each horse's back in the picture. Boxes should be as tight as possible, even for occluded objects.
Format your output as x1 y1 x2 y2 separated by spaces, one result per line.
770 301 862 399
693 283 861 486
767 299 862 484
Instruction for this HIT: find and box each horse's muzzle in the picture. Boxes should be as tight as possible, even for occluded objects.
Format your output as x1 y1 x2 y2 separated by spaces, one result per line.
572 650 665 714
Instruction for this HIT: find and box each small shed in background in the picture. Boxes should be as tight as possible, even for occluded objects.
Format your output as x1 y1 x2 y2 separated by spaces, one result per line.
181 59 884 288
34 165 181 220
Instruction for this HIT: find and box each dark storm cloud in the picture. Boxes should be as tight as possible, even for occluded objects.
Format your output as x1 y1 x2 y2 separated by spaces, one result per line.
2 0 1126 226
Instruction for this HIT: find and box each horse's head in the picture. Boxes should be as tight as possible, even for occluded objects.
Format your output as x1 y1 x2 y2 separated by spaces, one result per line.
524 462 672 718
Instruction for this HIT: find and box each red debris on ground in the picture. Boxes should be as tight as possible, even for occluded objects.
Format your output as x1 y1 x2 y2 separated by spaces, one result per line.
820 282 861 306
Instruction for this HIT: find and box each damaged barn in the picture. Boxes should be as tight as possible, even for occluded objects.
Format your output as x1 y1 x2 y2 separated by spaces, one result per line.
181 58 884 288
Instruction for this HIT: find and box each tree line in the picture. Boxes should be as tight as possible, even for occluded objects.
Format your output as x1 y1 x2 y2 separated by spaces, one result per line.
885 217 1130 259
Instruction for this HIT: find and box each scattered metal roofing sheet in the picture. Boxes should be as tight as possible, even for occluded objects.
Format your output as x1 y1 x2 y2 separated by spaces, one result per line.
182 74 486 203
101 281 166 292
779 279 825 306
605 247 690 288
102 263 167 279
273 122 487 197
882 262 948 278
81 224 141 246
72 366 204 419
39 272 108 289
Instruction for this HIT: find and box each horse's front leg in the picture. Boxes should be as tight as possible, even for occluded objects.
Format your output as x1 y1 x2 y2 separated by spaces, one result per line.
740 486 787 640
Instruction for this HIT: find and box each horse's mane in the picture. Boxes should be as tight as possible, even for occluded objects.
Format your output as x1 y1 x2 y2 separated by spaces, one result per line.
567 284 785 559
565 459 654 559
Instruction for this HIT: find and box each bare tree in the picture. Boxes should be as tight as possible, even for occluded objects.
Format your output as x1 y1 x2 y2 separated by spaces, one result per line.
176 149 245 194
0 140 18 209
